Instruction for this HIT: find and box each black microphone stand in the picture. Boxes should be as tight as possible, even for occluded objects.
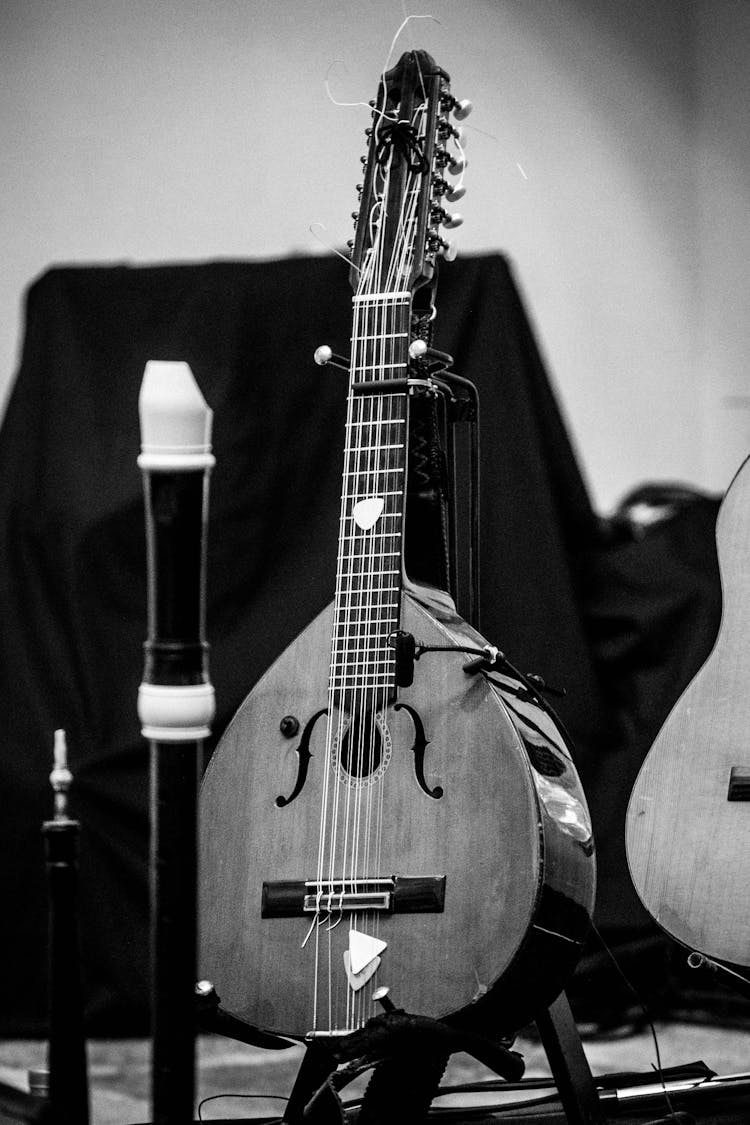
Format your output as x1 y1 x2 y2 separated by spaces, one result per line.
137 360 215 1125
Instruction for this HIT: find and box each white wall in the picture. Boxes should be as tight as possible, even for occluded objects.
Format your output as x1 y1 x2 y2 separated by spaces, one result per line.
695 0 750 495
1 0 748 511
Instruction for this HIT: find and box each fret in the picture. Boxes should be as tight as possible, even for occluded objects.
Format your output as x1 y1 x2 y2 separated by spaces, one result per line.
337 576 402 585
341 468 404 481
343 489 403 501
343 454 404 466
332 635 394 647
336 585 400 597
337 549 400 561
340 509 402 519
340 531 401 543
345 418 406 429
331 637 393 649
329 672 395 684
339 568 400 579
350 362 407 374
333 606 398 620
333 625 398 637
344 443 405 454
331 652 395 664
330 656 393 669
340 522 402 536
352 292 410 303
351 332 409 342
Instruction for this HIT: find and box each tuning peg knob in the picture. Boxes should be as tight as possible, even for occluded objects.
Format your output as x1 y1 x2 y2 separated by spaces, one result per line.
441 239 458 262
314 345 350 372
445 183 466 203
453 98 473 121
448 153 466 175
442 212 463 230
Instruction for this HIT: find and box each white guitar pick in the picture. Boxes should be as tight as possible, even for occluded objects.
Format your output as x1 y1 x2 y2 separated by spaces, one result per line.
343 951 381 992
348 929 388 975
352 497 384 530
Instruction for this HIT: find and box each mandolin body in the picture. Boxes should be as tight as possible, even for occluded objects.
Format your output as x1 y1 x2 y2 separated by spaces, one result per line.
626 456 750 967
199 588 595 1039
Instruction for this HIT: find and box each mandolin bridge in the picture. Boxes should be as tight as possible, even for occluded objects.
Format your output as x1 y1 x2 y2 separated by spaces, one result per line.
261 875 446 918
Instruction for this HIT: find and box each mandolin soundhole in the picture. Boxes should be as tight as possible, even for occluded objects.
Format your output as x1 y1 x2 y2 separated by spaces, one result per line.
333 710 392 787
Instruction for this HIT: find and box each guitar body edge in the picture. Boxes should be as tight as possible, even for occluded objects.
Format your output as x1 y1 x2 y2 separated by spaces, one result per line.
626 455 750 967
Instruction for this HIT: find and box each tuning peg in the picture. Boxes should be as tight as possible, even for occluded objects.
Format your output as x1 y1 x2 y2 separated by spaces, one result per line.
448 152 467 175
314 345 350 373
440 239 458 262
427 234 458 262
438 121 465 144
445 183 466 203
408 340 454 367
453 98 473 121
431 205 463 231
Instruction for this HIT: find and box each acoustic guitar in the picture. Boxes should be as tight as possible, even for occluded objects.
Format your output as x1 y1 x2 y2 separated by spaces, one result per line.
199 49 595 1041
627 456 750 967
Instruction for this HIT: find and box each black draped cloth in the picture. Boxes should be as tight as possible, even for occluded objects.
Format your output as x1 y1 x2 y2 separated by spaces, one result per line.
0 254 720 1034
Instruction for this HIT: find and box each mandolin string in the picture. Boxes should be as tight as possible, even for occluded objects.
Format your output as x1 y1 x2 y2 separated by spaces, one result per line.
353 138 399 1026
367 287 394 1026
355 261 385 1028
357 192 391 1026
318 325 352 1029
348 326 373 1027
344 298 372 1028
323 84 426 1028
358 104 421 1025
360 139 418 1024
347 214 384 1029
318 262 372 1029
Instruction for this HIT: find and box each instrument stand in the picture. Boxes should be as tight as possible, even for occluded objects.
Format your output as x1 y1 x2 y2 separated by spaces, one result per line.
283 1039 343 1125
278 989 601 1125
280 1007 526 1125
535 991 602 1125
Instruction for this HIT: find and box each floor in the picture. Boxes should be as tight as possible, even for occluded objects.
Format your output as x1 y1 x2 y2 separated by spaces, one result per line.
2 1018 750 1123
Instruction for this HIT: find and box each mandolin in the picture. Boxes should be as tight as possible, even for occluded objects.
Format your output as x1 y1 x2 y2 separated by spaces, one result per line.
626 456 750 967
199 49 595 1041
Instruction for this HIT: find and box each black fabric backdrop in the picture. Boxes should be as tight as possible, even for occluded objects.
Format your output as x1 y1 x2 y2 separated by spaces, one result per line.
0 254 721 1035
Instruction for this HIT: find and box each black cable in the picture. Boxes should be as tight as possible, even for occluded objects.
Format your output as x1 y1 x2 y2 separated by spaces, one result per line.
589 924 685 1125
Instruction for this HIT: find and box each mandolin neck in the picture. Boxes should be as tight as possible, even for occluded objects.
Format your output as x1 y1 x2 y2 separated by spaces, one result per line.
329 291 412 713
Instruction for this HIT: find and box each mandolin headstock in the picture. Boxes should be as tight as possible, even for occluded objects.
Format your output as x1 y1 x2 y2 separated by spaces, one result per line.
349 50 469 299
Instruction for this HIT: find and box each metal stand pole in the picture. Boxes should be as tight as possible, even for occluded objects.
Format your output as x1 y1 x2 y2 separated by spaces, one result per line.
137 360 215 1125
